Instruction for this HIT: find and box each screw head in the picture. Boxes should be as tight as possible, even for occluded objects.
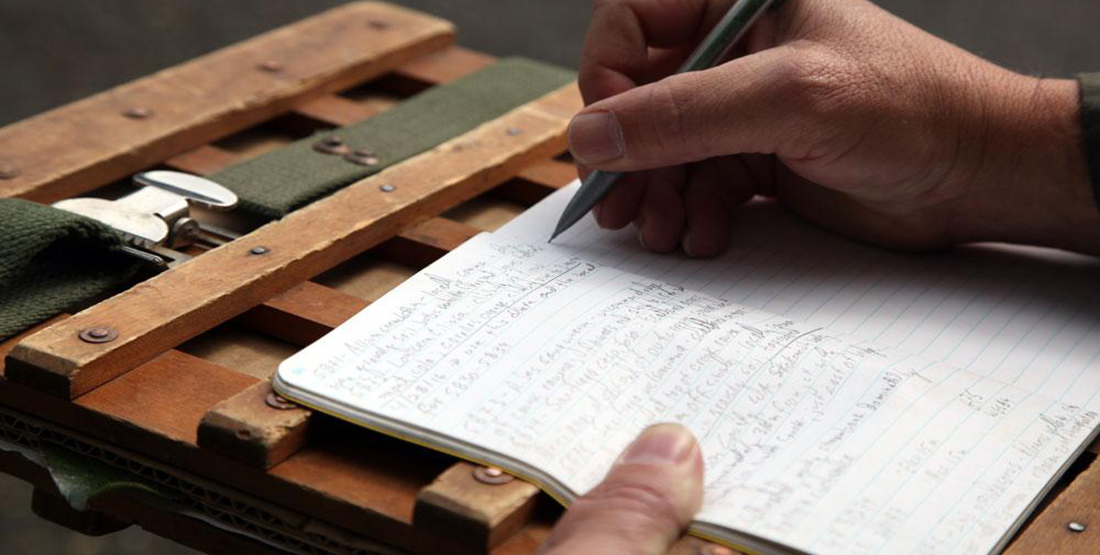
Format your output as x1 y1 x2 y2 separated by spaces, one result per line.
473 465 514 485
506 127 523 136
0 162 19 180
379 184 395 193
313 136 349 155
265 391 298 410
249 246 269 255
1068 521 1087 533
344 149 379 167
367 19 390 30
257 60 283 72
122 106 153 119
79 326 119 344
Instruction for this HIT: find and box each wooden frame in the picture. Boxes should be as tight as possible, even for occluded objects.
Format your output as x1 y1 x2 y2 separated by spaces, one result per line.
0 2 1097 554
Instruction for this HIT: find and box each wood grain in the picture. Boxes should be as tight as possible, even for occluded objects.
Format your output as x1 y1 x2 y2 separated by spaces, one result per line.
0 1 454 203
7 83 581 399
1006 456 1100 554
198 381 312 469
414 462 540 554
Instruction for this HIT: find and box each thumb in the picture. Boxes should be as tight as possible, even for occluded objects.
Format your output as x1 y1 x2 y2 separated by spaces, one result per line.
538 423 705 555
567 45 828 172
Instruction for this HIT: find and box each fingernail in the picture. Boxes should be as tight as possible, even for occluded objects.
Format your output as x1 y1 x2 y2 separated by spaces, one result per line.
619 424 696 466
568 110 624 165
683 230 698 257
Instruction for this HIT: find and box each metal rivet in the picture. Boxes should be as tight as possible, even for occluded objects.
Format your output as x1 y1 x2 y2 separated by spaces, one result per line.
79 326 118 344
265 392 298 410
1068 521 1087 533
473 466 514 485
0 163 19 180
379 184 395 193
250 246 269 255
506 128 523 136
344 149 379 167
313 136 349 155
122 106 153 119
257 60 283 72
367 20 390 30
697 545 736 555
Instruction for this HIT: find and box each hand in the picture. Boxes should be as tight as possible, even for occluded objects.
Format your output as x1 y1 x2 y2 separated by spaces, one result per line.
570 0 1100 257
538 423 705 555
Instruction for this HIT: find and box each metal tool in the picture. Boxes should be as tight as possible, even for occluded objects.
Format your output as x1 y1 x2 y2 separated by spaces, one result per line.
53 170 241 269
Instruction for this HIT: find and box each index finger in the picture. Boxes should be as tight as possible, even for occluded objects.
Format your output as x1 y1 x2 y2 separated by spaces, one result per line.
579 0 736 104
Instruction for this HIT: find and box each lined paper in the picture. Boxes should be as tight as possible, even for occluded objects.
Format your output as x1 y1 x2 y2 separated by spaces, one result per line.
498 182 1100 411
278 233 1100 555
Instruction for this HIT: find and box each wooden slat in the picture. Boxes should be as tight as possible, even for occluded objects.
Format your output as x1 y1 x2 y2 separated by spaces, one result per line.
7 84 580 399
292 93 393 127
236 280 368 346
198 381 312 469
209 219 477 468
0 1 454 203
494 159 577 205
414 462 540 554
387 46 496 90
1006 457 1100 554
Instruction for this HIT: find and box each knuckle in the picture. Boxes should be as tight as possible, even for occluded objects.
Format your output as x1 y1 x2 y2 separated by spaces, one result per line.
773 47 865 123
641 77 693 156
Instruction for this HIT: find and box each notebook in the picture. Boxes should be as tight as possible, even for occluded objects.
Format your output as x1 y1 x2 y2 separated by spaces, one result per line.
275 181 1100 554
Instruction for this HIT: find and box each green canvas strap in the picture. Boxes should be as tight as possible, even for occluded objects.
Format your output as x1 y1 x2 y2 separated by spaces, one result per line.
0 199 144 341
1079 73 1100 214
214 57 576 219
0 57 574 341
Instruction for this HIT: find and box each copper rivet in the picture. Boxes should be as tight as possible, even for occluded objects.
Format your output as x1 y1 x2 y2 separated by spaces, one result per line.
122 106 153 119
367 20 389 30
265 392 297 410
0 163 19 180
250 246 269 255
379 184 395 193
506 127 523 136
697 545 736 555
1068 521 1087 533
473 466 514 485
257 60 283 72
79 326 118 344
313 136 349 155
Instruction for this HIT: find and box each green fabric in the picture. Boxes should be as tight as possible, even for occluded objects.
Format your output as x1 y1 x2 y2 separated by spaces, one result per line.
0 199 142 341
214 57 575 219
1079 73 1100 213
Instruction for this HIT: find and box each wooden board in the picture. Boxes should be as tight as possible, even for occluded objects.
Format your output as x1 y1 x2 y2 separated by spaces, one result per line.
2 2 1096 554
0 1 454 204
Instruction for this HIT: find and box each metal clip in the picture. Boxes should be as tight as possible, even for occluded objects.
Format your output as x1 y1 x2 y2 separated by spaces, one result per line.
53 171 241 268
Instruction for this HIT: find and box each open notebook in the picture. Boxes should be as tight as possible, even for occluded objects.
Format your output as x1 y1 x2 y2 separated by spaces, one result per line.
276 181 1100 554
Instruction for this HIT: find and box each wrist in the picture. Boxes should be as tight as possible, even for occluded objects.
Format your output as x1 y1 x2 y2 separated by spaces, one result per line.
952 74 1100 254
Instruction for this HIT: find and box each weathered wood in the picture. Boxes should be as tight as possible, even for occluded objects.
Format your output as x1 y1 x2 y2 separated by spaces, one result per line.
7 84 581 399
493 159 576 205
0 1 454 203
1006 456 1100 555
198 381 312 469
210 218 475 468
414 462 540 554
236 281 369 346
382 46 496 94
377 216 483 267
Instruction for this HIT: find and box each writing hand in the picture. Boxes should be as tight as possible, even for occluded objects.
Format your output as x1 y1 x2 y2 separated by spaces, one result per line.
571 0 1099 257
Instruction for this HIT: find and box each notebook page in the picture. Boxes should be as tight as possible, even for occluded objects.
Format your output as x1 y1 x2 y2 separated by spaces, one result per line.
498 182 1100 413
277 234 1100 555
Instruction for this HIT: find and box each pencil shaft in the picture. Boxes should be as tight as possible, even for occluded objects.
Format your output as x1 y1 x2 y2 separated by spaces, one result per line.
550 0 779 241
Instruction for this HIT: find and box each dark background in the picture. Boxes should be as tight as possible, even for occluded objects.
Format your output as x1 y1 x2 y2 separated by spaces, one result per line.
1 0 1097 553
